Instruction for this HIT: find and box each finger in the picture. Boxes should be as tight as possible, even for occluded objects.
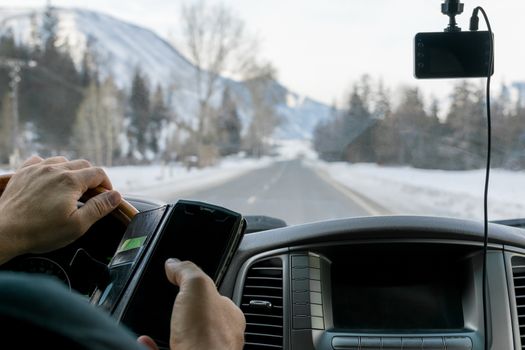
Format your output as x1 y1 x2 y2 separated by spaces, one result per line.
165 258 184 286
165 259 214 290
42 156 69 164
71 167 113 191
19 156 43 169
61 159 92 171
137 336 159 350
74 190 121 233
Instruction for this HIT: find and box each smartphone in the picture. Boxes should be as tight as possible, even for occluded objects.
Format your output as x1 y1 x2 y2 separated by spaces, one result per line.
119 200 246 345
161 200 245 285
414 31 494 79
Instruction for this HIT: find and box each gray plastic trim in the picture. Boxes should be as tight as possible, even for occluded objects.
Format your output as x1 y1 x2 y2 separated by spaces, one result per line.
289 238 504 252
505 251 523 350
487 251 514 350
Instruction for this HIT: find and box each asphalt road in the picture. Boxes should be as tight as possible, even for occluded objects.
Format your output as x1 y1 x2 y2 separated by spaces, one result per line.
160 159 385 226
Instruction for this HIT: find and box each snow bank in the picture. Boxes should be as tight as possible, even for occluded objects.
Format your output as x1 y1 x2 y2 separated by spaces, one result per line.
106 156 274 200
308 160 525 220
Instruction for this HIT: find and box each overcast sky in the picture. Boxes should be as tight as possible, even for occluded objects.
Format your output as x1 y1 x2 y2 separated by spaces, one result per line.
1 0 524 106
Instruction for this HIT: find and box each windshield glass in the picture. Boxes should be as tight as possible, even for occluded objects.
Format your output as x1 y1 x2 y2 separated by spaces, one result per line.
0 0 523 225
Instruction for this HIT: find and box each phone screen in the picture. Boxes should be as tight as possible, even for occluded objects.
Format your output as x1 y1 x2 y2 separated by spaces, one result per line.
120 200 245 345
164 201 244 283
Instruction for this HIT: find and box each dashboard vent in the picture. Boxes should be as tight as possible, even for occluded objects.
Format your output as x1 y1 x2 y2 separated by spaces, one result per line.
241 257 284 350
512 256 525 348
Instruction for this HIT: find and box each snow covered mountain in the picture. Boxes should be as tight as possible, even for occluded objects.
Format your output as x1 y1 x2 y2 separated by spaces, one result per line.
0 6 334 139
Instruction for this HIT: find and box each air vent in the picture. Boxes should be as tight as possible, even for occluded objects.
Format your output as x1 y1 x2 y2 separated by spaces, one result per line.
241 257 284 350
512 256 525 348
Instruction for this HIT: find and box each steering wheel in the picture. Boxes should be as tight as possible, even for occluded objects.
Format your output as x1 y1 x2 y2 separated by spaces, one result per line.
0 173 139 226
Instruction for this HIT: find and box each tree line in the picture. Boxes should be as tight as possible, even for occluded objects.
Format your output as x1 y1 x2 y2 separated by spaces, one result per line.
313 75 525 170
0 4 279 167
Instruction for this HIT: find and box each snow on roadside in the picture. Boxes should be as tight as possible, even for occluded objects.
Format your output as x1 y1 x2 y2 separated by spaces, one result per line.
0 156 274 201
307 160 525 220
106 156 274 200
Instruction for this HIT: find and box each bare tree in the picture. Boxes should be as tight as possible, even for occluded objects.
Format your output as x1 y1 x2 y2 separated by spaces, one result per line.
175 0 258 166
0 94 13 163
73 77 124 166
243 62 280 157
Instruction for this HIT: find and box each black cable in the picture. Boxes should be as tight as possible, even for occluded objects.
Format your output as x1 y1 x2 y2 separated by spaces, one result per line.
470 6 493 350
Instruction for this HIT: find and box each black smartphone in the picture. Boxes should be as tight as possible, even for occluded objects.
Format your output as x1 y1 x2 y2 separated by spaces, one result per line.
119 200 246 346
160 200 245 285
414 31 494 79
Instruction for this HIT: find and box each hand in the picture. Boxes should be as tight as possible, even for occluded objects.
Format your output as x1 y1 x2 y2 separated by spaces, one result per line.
137 259 246 350
0 156 121 264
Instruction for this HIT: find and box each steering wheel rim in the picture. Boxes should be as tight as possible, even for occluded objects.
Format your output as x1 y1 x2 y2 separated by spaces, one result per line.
0 173 138 226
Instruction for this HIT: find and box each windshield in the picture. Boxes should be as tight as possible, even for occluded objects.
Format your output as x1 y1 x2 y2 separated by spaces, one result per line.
0 0 523 225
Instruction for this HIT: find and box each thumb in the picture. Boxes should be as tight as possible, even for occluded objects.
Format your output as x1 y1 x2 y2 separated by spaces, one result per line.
75 191 121 232
165 259 213 290
137 335 159 350
164 258 184 287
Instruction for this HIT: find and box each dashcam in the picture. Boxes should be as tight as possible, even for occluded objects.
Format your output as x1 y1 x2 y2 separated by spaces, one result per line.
414 31 493 79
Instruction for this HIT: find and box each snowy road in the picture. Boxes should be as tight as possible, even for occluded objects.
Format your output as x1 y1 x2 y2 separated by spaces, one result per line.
112 154 525 223
152 159 388 226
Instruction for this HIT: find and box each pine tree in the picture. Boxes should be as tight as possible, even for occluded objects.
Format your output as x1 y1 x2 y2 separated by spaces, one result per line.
492 83 513 166
18 6 84 153
29 12 42 55
148 85 168 155
128 68 151 159
216 88 242 156
42 4 58 51
445 81 486 168
343 83 375 163
313 113 344 162
391 87 430 166
371 82 397 164
80 36 99 88
373 80 391 119
507 94 525 169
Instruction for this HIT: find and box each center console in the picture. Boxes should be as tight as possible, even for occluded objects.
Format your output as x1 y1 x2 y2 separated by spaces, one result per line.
288 243 484 350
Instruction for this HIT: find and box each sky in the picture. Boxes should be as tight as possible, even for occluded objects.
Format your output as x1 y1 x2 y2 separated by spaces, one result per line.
1 0 524 107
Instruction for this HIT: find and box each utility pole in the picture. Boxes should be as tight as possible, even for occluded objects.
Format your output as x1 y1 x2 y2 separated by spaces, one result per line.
0 58 37 167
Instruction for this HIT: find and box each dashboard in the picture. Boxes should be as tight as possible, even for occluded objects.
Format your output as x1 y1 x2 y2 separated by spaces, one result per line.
4 197 525 350
225 216 525 350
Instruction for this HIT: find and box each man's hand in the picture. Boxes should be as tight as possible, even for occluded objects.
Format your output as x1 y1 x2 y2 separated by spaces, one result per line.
138 259 246 350
0 156 121 264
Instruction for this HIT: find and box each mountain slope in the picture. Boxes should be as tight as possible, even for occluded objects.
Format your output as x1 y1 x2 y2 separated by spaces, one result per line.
0 6 334 139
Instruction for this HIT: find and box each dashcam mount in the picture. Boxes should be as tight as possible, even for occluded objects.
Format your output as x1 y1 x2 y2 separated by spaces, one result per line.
442 0 464 32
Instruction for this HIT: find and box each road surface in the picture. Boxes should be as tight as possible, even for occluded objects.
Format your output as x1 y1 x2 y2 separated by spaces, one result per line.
155 159 387 226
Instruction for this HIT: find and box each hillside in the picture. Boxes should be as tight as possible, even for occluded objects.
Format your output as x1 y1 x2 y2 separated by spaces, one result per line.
0 6 334 139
